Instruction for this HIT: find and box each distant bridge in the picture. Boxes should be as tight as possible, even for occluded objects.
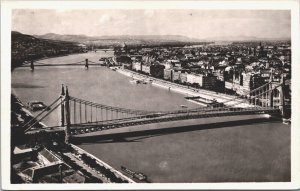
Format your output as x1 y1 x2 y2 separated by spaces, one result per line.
21 59 105 68
94 48 114 52
23 73 290 143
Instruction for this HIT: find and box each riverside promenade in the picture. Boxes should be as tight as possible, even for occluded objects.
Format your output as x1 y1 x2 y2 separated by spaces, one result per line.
11 94 135 183
116 68 252 108
70 144 135 183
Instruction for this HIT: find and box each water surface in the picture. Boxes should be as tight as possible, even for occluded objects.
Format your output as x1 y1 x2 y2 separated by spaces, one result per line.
11 52 290 182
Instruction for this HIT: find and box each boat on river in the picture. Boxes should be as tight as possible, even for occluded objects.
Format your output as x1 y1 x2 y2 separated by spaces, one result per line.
130 78 148 84
130 79 141 84
27 101 49 111
185 96 200 100
121 166 147 181
282 118 291 125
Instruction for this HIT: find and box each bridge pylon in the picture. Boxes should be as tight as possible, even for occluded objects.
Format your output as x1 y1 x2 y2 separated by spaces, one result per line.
279 74 286 118
85 59 89 69
60 84 65 127
268 73 273 108
60 84 71 144
267 72 287 118
64 86 71 144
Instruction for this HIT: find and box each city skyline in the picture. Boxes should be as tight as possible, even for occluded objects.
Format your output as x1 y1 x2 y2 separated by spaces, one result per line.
12 9 291 40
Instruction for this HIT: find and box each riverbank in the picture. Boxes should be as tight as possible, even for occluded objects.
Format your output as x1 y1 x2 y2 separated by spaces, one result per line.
116 68 251 108
10 93 135 183
11 52 291 183
71 144 135 183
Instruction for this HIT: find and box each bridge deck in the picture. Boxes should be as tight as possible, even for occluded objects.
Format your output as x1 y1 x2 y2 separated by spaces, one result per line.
26 107 280 136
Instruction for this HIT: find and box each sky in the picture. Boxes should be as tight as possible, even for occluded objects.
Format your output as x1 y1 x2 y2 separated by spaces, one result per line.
12 9 291 40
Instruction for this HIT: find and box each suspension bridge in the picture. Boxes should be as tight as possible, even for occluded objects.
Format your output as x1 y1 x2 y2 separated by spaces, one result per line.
22 73 290 143
21 59 112 69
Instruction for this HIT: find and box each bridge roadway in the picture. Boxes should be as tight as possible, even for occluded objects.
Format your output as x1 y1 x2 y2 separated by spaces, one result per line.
26 107 280 136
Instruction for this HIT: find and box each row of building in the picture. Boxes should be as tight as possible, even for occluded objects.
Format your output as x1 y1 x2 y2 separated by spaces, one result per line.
131 61 218 90
116 41 291 96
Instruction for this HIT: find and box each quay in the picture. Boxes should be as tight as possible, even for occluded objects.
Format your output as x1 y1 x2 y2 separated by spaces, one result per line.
70 144 135 183
116 68 252 108
11 93 135 183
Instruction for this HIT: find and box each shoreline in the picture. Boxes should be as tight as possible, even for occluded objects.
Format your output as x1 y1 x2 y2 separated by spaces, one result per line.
10 92 135 183
116 68 251 108
71 144 135 183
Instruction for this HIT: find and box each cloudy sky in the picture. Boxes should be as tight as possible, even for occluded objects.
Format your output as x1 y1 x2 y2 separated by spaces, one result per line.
12 9 290 39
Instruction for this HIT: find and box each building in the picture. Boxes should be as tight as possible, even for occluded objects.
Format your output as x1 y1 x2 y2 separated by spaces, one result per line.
172 70 181 82
202 75 218 90
130 55 142 62
225 72 266 95
187 73 203 85
142 64 151 74
12 147 85 183
132 62 142 71
150 64 165 78
115 55 131 65
164 69 173 81
179 72 188 84
162 61 174 70
186 73 217 89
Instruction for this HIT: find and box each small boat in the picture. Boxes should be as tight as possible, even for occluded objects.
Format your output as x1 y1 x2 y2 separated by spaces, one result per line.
180 105 188 108
185 96 200 100
282 118 291 125
121 166 147 181
130 79 143 84
130 79 140 84
27 101 49 111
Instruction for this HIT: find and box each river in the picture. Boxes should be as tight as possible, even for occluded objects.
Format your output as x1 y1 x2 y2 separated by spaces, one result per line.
11 51 290 183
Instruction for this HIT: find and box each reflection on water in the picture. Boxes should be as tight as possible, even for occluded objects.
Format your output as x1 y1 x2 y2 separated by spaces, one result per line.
11 52 290 183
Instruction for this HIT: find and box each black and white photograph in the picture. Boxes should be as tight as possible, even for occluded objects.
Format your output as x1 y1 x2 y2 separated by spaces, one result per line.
1 0 300 190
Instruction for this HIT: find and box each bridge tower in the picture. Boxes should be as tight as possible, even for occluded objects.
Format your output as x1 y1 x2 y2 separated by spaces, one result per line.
278 74 286 117
268 71 287 117
64 86 71 144
85 59 89 69
30 60 34 71
60 84 65 127
268 70 273 107
60 84 71 144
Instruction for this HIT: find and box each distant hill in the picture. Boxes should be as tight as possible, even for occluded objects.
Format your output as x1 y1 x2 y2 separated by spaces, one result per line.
34 33 98 43
97 35 201 42
11 31 86 70
12 31 40 42
34 33 203 46
204 35 291 42
34 33 290 46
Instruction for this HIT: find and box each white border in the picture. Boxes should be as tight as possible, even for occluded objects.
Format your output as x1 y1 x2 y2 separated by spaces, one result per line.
1 0 300 190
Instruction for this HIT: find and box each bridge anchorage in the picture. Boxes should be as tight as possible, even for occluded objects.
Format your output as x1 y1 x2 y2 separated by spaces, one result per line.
23 75 290 143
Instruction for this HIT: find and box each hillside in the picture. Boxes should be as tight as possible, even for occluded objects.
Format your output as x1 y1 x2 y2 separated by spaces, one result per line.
34 33 203 47
11 31 86 69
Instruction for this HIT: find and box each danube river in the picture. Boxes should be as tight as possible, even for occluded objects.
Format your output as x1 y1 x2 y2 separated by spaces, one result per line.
12 51 290 183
